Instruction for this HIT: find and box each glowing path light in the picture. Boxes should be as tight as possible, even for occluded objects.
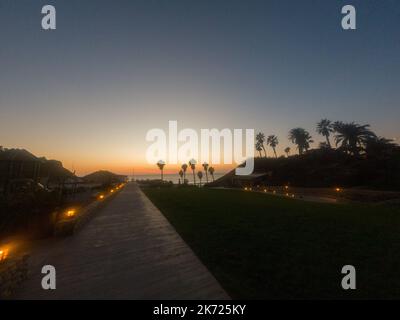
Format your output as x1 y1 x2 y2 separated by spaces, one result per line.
0 247 9 262
65 209 76 218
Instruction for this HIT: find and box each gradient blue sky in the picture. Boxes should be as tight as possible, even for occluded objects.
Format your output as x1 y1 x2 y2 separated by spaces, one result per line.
1 0 399 174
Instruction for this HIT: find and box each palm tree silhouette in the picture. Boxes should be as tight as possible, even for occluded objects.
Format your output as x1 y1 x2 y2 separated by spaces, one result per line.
197 171 203 186
255 141 263 157
267 135 279 158
202 162 209 183
189 159 197 185
157 160 165 181
208 166 215 181
178 169 184 184
284 147 291 157
256 132 267 157
181 163 188 182
333 121 376 155
364 136 397 159
289 128 314 155
316 119 333 148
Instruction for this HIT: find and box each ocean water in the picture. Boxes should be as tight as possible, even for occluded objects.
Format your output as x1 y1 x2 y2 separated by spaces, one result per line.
131 173 225 184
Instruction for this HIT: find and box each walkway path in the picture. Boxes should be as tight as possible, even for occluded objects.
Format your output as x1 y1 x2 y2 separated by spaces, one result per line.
16 183 228 299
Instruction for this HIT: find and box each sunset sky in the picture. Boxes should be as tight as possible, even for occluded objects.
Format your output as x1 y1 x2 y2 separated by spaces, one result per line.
1 0 399 175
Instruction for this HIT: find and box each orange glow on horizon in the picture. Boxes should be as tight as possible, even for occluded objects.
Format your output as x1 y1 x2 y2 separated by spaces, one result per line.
133 163 234 176
58 162 234 177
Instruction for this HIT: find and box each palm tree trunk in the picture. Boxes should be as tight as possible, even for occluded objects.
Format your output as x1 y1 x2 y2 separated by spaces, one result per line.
161 169 163 181
205 172 208 183
273 148 277 158
326 135 331 148
193 170 196 185
262 146 267 158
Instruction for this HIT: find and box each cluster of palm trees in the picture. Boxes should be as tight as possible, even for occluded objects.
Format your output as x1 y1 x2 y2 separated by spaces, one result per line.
156 159 215 186
156 120 393 183
315 119 383 156
256 119 392 157
255 133 279 158
288 128 314 155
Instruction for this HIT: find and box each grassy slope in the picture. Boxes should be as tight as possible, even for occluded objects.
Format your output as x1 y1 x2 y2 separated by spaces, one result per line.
142 187 400 299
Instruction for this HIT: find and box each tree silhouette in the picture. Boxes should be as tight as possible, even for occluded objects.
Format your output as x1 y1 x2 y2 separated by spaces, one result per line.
157 160 165 181
181 163 188 182
189 159 197 185
267 135 279 158
202 162 209 183
255 141 263 157
256 132 267 157
208 166 215 181
333 121 376 155
178 169 184 184
316 119 333 148
284 147 291 157
364 136 398 159
197 171 203 186
289 128 314 155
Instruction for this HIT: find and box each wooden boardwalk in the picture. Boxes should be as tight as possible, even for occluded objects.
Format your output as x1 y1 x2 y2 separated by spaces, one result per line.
16 183 228 299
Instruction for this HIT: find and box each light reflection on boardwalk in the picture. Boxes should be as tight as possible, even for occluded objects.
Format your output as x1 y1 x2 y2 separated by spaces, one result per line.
16 183 228 300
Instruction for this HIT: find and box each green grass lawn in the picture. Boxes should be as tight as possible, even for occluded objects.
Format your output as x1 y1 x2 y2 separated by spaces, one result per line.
142 187 400 299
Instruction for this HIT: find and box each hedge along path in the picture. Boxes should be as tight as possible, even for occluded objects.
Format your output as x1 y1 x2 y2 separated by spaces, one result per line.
54 185 124 236
0 184 123 298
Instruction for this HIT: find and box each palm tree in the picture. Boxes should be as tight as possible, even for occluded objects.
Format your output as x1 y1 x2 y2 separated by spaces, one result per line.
157 160 165 180
256 132 267 157
208 166 215 181
364 136 398 159
181 163 188 182
178 169 184 184
316 119 333 148
333 121 376 155
255 141 263 157
284 147 291 157
197 171 203 186
288 128 314 155
189 159 197 185
267 135 279 158
202 162 209 183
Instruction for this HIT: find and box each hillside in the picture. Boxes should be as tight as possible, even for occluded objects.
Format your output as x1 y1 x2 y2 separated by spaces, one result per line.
208 148 400 190
82 170 126 185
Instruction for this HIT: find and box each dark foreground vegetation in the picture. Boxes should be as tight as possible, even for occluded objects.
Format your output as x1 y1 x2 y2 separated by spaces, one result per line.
218 119 400 191
210 146 400 191
143 187 400 299
0 147 126 239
